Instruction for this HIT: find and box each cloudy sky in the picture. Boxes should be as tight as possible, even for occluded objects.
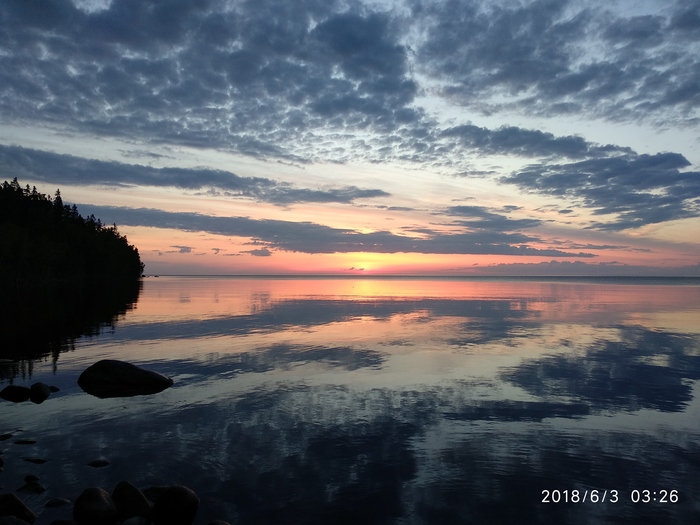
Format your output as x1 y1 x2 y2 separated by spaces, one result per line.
1 0 699 275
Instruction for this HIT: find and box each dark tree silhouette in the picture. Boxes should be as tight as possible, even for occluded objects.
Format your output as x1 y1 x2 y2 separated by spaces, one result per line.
0 177 144 289
0 178 143 365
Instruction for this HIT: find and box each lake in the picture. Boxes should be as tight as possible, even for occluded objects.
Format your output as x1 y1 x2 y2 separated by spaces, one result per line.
2 276 700 524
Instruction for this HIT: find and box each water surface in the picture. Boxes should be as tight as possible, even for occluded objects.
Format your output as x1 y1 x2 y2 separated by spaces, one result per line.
2 277 700 524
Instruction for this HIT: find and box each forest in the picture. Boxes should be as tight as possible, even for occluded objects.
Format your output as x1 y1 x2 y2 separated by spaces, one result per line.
0 177 144 291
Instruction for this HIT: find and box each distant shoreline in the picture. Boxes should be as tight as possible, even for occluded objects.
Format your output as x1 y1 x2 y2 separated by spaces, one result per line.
143 275 700 285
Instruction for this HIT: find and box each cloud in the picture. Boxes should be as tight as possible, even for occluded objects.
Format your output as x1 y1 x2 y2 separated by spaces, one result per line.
170 245 193 253
245 248 272 257
501 152 700 230
0 144 389 205
75 204 595 257
475 260 700 277
416 0 700 127
440 124 629 159
0 0 421 164
1 0 694 174
443 205 542 230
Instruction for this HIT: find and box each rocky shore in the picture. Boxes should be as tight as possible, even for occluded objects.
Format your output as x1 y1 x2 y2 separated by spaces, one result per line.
0 480 230 525
1 361 208 525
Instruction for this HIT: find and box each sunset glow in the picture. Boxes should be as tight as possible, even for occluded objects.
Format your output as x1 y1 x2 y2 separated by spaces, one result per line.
1 0 699 276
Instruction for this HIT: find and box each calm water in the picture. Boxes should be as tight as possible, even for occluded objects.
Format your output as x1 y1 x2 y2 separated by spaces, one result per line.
2 276 700 524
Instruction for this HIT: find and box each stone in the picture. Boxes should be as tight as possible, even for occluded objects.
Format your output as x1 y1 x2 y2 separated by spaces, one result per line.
0 517 32 525
49 386 60 393
141 487 167 504
20 458 47 464
0 386 30 403
16 482 45 495
77 360 173 398
120 518 150 525
111 481 151 521
0 493 36 524
73 488 117 525
29 383 51 404
44 498 71 508
151 486 199 525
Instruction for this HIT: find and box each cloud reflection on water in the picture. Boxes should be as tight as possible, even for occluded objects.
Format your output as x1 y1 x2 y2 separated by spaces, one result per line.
2 278 700 524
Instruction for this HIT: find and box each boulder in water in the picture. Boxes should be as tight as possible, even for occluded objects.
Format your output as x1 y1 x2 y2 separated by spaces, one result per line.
112 480 152 521
73 487 117 525
0 493 36 524
152 485 199 525
0 385 30 403
29 382 51 404
77 360 173 398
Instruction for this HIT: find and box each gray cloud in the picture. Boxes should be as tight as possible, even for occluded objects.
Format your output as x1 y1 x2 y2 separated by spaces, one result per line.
501 152 700 230
75 204 594 257
1 0 698 235
476 260 700 277
440 124 629 159
245 248 273 257
444 205 542 230
416 0 700 127
1 0 694 170
0 144 388 205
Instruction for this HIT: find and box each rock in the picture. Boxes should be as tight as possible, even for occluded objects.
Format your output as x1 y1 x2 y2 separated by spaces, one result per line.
0 493 36 523
44 498 71 508
141 487 167 504
77 360 173 398
120 518 150 525
0 457 4 468
48 521 75 525
20 458 47 464
151 486 199 525
0 517 32 525
0 386 30 403
73 488 117 525
87 460 109 468
206 521 232 525
16 481 45 494
29 383 51 404
13 440 36 445
49 386 60 393
0 434 13 441
112 481 151 521
23 476 38 483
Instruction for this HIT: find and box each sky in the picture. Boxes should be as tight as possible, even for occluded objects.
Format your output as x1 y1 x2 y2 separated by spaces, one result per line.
1 0 700 276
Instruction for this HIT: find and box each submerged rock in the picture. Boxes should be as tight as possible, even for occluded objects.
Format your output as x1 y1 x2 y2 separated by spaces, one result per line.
44 498 71 508
20 457 47 464
77 360 173 398
121 517 150 525
16 481 45 495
